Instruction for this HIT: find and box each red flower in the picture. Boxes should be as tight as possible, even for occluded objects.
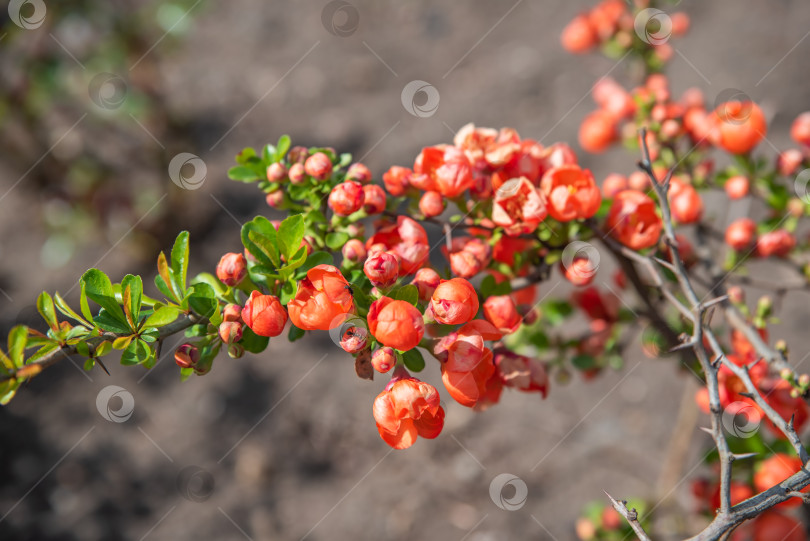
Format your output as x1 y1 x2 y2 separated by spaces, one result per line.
579 110 617 153
724 175 750 199
382 166 412 196
328 181 365 216
483 295 521 334
710 101 767 155
288 265 353 331
572 286 619 322
436 320 502 407
373 374 445 449
602 173 628 198
753 511 805 541
368 296 425 351
341 239 367 264
605 190 662 250
418 190 445 217
443 236 491 279
668 178 703 224
754 454 808 509
725 218 757 251
414 145 474 198
540 165 601 222
366 216 429 275
561 13 597 53
216 252 247 287
362 184 387 214
430 278 479 325
340 326 368 353
756 230 795 258
242 291 288 337
492 176 548 236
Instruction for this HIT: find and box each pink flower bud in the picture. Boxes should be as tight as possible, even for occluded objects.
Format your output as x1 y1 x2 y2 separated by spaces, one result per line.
346 163 372 184
216 252 247 287
304 152 333 180
411 268 441 302
174 344 199 368
266 162 287 182
340 326 368 353
328 181 365 215
288 146 308 164
265 190 284 208
228 343 245 359
223 304 242 323
363 252 399 288
724 176 749 199
372 347 396 373
219 321 243 344
342 239 367 264
346 223 365 238
777 149 803 176
419 190 445 217
362 184 387 214
288 163 306 184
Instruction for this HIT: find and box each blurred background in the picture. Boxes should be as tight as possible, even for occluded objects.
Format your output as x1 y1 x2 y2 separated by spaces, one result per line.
2 0 810 539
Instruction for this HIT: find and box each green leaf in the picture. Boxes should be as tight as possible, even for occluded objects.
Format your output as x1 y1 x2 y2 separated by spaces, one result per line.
288 324 305 342
402 348 425 372
8 326 27 368
479 275 496 298
94 310 134 334
170 231 190 295
278 214 305 260
187 283 218 319
275 135 291 161
180 367 194 381
296 251 333 277
81 269 127 325
95 341 112 357
325 231 349 250
279 246 307 278
235 147 257 165
240 327 270 354
27 343 59 364
542 300 573 326
113 335 134 350
121 275 143 325
492 280 512 296
37 291 59 332
242 216 280 268
156 252 178 301
571 354 596 370
262 144 277 164
228 165 261 182
80 282 93 322
279 280 297 305
393 284 419 306
143 305 182 328
0 381 21 405
121 338 152 365
190 272 228 297
54 292 90 327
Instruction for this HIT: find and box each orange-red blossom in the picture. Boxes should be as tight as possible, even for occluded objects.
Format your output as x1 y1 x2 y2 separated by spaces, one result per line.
368 296 425 352
373 372 445 449
288 265 353 331
605 190 663 250
434 320 502 408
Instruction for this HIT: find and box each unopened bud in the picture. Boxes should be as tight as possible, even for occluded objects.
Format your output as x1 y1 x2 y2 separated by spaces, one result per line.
340 326 368 354
346 163 372 184
266 162 287 182
216 252 247 287
799 374 810 387
265 190 285 208
519 305 539 325
756 296 772 319
174 344 200 368
219 321 243 344
304 152 333 181
791 388 801 399
371 347 396 373
288 146 308 164
727 286 745 305
342 239 367 265
228 343 245 359
787 198 805 218
223 304 242 323
775 339 788 356
288 163 306 184
781 368 793 381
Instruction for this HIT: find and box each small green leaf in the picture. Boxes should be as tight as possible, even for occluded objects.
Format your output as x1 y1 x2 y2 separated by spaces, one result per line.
171 231 190 295
240 327 270 354
235 147 257 165
121 338 152 365
27 343 59 364
54 292 90 327
8 326 27 368
288 324 306 342
278 214 305 260
83 358 95 371
113 335 134 350
228 165 261 182
402 348 425 372
393 284 419 306
81 269 127 325
156 252 177 301
75 341 90 357
262 144 277 164
187 283 218 319
275 135 291 161
95 341 112 357
296 251 333 277
37 292 59 332
121 275 143 325
279 280 297 305
80 282 93 322
242 216 280 267
571 354 596 370
143 306 182 328
479 275 496 298
190 272 228 297
94 310 134 334
0 381 21 405
325 231 349 250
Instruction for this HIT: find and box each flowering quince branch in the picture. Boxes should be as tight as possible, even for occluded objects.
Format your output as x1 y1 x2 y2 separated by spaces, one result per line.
605 491 652 541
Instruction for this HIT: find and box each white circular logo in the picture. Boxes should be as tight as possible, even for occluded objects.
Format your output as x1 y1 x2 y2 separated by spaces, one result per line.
321 0 359 37
96 385 135 423
634 8 672 45
176 465 215 502
88 73 128 110
793 169 810 204
401 80 440 118
489 473 528 511
722 401 761 438
169 153 207 190
560 241 601 281
8 0 46 29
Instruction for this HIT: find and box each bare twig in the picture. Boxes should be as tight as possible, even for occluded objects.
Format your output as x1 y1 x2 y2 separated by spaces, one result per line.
604 491 652 541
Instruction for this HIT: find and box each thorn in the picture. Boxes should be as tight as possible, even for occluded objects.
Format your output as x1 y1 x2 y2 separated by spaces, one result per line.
653 257 677 272
702 295 729 309
699 426 714 435
669 341 695 353
738 392 756 400
732 452 758 461
96 357 110 376
788 414 796 430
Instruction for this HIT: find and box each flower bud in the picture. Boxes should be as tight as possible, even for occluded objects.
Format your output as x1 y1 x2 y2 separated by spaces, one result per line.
419 191 445 217
628 171 650 191
265 190 285 208
411 268 441 302
216 252 247 287
799 374 810 387
519 304 539 325
288 163 306 184
372 347 396 373
776 340 789 356
346 163 372 184
787 198 804 218
342 239 367 265
364 252 399 288
340 326 368 353
174 344 199 368
791 112 810 147
483 295 521 334
781 368 794 380
219 321 243 344
602 174 628 198
756 230 795 258
346 222 365 238
288 146 308 164
304 152 333 180
266 162 287 182
756 295 772 319
223 303 242 323
362 184 387 214
228 343 245 359
562 257 597 287
430 278 479 325
724 176 749 200
328 181 365 215
725 218 756 251
777 149 803 176
242 290 288 337
727 286 745 305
